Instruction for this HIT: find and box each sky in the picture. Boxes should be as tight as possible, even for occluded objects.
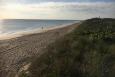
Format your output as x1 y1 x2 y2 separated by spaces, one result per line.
0 0 115 20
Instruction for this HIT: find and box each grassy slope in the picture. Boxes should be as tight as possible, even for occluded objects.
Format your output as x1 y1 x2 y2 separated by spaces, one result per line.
20 18 115 77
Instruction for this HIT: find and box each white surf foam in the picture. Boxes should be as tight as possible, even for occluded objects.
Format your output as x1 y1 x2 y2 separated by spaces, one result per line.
0 21 79 40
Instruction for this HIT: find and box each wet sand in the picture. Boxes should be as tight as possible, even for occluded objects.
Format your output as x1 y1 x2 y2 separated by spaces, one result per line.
0 23 79 77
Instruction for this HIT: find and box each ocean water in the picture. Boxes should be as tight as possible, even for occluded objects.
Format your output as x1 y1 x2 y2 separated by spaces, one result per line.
0 19 79 40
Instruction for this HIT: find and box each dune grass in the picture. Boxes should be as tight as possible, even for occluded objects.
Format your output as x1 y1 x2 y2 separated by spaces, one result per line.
20 18 115 77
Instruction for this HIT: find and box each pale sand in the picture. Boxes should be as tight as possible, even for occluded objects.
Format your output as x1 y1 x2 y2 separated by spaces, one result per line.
0 22 77 40
0 23 79 77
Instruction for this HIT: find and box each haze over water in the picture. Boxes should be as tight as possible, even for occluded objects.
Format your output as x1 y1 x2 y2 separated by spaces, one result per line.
0 19 78 40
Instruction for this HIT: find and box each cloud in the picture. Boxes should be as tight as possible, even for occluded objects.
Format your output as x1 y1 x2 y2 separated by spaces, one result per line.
0 2 115 19
1 0 115 4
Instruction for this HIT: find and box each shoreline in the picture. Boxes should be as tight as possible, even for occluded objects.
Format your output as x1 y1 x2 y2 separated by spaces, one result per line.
0 22 79 41
0 22 79 77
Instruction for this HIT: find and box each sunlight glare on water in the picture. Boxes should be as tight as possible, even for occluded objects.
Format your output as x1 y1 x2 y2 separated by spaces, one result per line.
0 19 78 40
0 20 3 33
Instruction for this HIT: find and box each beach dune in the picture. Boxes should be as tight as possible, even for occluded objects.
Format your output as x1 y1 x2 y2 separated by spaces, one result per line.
0 23 79 77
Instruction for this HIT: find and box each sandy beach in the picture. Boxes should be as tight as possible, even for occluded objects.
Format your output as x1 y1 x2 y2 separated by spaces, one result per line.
0 23 79 77
0 22 77 40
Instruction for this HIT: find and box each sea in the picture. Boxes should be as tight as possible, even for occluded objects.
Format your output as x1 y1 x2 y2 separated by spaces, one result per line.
0 19 79 40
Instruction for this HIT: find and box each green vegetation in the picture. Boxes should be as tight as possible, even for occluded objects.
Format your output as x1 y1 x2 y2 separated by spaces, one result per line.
20 18 115 77
19 71 29 77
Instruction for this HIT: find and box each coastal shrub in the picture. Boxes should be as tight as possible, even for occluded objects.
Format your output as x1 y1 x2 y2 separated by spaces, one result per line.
20 18 115 77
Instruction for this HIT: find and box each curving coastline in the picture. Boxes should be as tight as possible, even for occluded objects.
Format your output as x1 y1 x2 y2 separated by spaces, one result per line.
0 23 79 77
